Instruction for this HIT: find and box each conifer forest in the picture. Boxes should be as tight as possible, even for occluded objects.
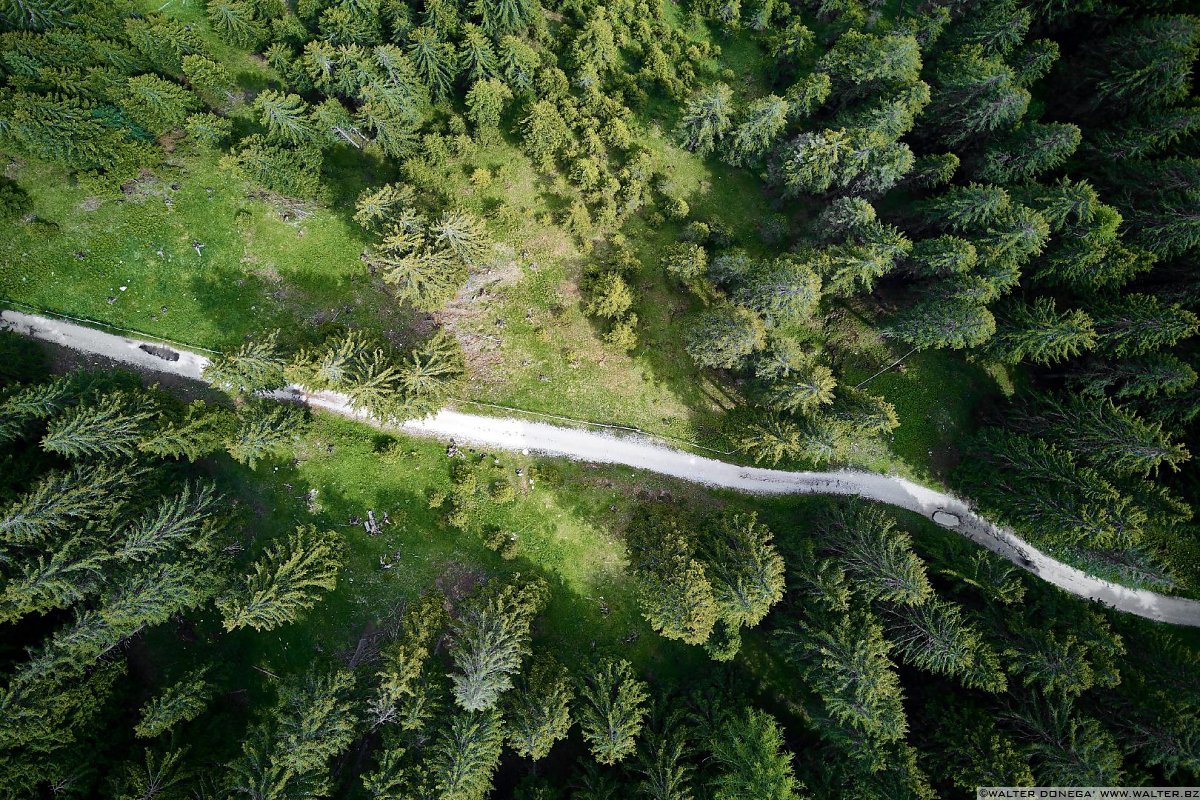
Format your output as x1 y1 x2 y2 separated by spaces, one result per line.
1 0 1200 797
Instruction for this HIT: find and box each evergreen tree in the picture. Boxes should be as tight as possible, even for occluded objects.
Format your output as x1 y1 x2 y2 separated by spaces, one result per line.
203 331 287 395
113 481 222 563
733 256 822 327
41 391 156 460
677 83 734 155
120 75 201 136
207 0 267 48
139 401 236 460
465 78 512 142
255 90 316 145
1005 700 1124 787
634 706 692 800
984 297 1096 365
725 94 788 166
407 26 455 99
816 30 921 91
697 512 785 629
576 658 649 766
818 504 932 606
626 510 719 645
708 709 800 800
0 463 136 546
1073 15 1200 110
1068 354 1198 401
227 401 305 468
975 122 1081 184
885 298 995 351
448 578 547 712
476 0 536 36
135 669 211 739
885 599 1005 691
432 708 505 800
683 304 765 370
217 525 342 632
504 656 573 760
521 100 571 168
927 46 1030 146
926 705 1035 793
431 209 491 266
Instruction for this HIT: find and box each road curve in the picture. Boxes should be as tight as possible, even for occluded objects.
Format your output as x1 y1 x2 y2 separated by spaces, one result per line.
5 309 1200 627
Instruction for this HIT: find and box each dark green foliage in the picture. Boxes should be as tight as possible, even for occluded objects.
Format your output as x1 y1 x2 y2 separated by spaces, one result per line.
203 331 287 396
227 400 306 468
984 297 1096 365
41 390 156 459
683 304 765 370
817 504 932 606
0 176 32 219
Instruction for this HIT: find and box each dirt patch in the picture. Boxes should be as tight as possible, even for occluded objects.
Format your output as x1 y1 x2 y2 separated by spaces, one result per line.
79 197 103 212
435 562 486 606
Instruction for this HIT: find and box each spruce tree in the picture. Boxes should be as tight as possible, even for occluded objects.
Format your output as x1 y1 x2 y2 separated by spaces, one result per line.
135 668 211 739
432 708 506 800
227 401 305 468
448 578 547 712
503 656 573 760
885 599 1005 692
217 525 342 632
725 95 789 166
683 304 765 370
697 512 785 629
708 709 800 800
41 391 156 460
203 332 287 396
255 90 316 146
576 658 649 766
818 504 932 606
677 83 734 155
985 297 1096 365
625 510 719 645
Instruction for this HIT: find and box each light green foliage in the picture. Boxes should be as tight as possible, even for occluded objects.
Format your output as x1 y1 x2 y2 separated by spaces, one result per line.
684 304 766 370
677 83 734 155
885 599 1006 692
465 78 513 141
135 669 211 739
886 298 996 351
448 578 548 711
217 525 342 632
698 512 785 628
432 708 506 800
708 710 800 800
576 658 649 766
119 75 201 137
203 331 287 396
985 298 1096 365
255 90 316 146
504 656 573 760
227 401 306 468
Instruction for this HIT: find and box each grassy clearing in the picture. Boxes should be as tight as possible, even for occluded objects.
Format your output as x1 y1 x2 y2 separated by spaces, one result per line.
197 413 712 682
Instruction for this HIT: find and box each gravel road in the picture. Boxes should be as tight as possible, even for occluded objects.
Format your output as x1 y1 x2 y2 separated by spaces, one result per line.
6 308 1198 627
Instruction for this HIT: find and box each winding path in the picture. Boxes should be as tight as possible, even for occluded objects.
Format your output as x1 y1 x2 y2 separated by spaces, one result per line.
5 308 1200 627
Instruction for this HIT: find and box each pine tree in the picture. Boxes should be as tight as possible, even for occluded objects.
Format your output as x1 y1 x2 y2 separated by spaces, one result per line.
1005 700 1124 787
634 706 692 800
777 608 907 748
207 0 267 49
885 298 995 351
430 210 491 266
112 482 222 564
1067 354 1198 401
677 83 734 155
955 0 1030 56
120 75 201 136
353 183 417 231
926 705 1035 793
498 35 539 94
275 669 358 780
503 656 573 760
476 0 536 36
576 658 649 766
885 599 1005 691
816 30 921 91
571 8 619 76
927 46 1030 146
762 357 836 415
139 401 236 460
465 78 512 142
448 578 547 711
708 709 800 800
1009 394 1190 477
108 747 192 800
984 297 1096 365
41 391 156 460
697 512 785 629
399 330 466 413
733 256 822 327
818 504 932 606
135 668 211 738
182 54 234 103
905 236 977 277
432 708 505 800
0 463 137 546
217 525 342 632
203 331 287 395
456 23 497 82
407 26 455 99
1075 15 1200 110
975 122 1081 184
521 100 571 168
